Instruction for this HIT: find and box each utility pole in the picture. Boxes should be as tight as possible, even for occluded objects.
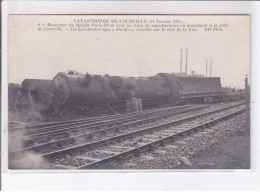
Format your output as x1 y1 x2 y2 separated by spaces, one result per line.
210 58 212 77
245 75 250 130
206 59 208 77
180 48 182 75
185 48 188 75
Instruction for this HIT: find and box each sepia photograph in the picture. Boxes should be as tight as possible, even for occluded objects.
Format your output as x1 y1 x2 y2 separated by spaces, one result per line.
7 14 250 170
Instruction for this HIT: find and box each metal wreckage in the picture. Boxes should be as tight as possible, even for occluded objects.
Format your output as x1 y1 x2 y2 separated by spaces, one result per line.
11 70 226 120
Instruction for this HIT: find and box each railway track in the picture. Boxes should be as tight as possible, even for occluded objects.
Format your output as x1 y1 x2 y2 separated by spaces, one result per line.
9 105 208 157
9 101 242 134
9 102 245 169
9 105 192 139
9 105 193 132
80 107 245 170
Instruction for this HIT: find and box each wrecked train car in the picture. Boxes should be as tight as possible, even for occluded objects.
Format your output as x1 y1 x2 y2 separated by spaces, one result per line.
179 77 224 103
14 70 224 118
50 70 182 110
50 70 224 109
12 79 52 120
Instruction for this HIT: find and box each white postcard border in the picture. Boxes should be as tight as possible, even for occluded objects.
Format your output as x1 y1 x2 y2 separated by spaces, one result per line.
1 0 260 190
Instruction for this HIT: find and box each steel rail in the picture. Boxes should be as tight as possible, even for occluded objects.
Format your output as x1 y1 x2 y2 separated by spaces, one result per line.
8 103 244 167
78 108 245 169
9 105 198 146
9 105 192 131
10 105 208 156
9 105 192 138
42 104 244 160
10 102 244 140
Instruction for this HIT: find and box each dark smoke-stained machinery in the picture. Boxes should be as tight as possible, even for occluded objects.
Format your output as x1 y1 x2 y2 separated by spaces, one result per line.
50 70 182 110
13 70 224 118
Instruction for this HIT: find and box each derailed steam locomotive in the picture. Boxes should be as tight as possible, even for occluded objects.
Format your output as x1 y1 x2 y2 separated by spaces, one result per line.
50 70 182 109
14 70 224 117
50 70 223 109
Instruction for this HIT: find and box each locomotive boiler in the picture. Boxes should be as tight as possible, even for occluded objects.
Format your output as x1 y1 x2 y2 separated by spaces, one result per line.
50 70 182 110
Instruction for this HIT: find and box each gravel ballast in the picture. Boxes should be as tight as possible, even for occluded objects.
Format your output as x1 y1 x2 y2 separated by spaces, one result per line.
101 112 247 169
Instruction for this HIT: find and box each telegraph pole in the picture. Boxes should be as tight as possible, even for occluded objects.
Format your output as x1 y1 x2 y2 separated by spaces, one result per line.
245 75 250 130
185 48 188 75
180 48 182 75
210 58 212 77
206 59 208 77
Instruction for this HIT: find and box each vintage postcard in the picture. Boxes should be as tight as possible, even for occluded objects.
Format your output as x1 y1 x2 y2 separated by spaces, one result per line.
7 14 250 170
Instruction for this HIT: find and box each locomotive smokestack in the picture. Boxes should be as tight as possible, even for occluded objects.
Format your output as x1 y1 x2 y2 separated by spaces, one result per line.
210 58 212 77
185 48 188 75
206 59 208 77
180 48 182 74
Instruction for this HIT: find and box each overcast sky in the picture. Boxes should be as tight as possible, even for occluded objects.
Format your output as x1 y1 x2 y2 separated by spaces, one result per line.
9 15 250 88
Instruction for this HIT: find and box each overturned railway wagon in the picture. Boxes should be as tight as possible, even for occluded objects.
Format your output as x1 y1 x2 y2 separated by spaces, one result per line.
179 77 224 103
21 79 53 107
